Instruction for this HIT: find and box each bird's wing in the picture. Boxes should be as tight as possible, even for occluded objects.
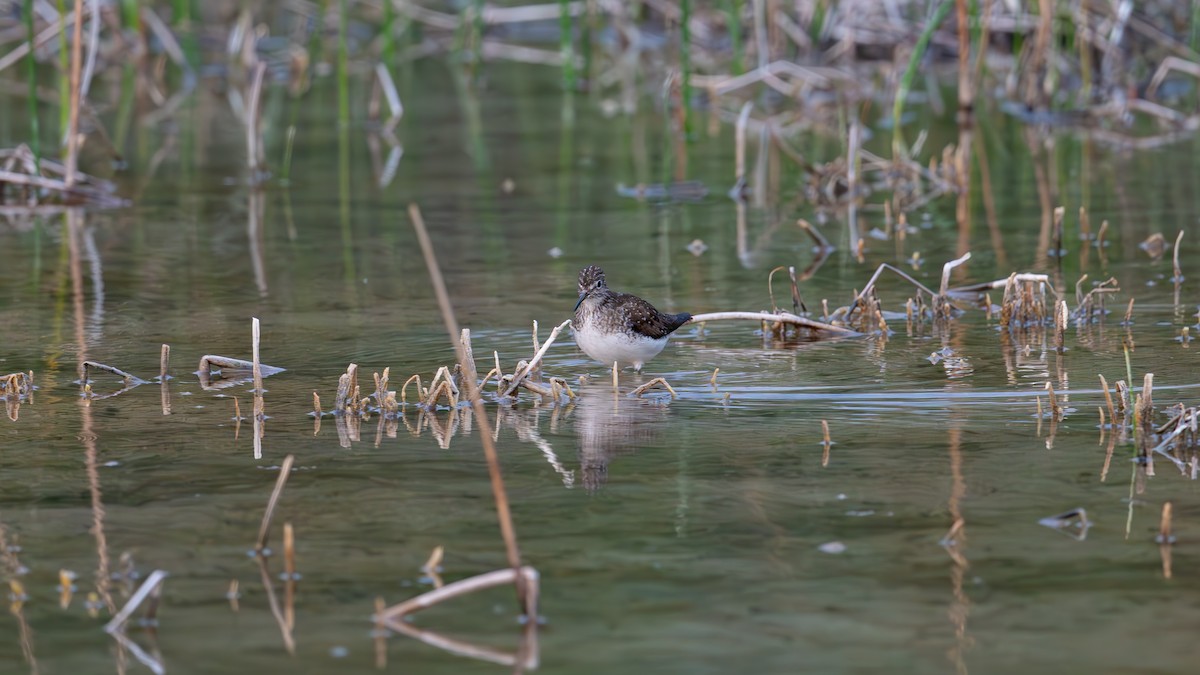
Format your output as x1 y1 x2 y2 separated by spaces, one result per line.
614 293 692 339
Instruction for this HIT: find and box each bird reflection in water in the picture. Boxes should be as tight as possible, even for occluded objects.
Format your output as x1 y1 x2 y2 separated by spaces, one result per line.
567 385 673 492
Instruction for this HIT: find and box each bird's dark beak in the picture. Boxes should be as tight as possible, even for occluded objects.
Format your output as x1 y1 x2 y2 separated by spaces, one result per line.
573 292 586 312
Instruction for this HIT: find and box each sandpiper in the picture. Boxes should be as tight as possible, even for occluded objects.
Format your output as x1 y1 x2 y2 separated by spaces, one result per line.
572 265 692 372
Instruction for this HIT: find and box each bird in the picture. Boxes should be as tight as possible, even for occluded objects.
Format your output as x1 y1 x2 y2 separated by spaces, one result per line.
572 265 692 372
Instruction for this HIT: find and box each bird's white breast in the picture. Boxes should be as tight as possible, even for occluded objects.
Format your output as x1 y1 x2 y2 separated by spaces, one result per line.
573 319 669 369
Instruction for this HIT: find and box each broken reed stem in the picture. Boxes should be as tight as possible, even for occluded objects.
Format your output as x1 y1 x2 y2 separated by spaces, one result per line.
939 252 971 295
1137 373 1155 426
252 317 263 393
379 566 539 621
312 392 321 416
612 361 618 389
1044 382 1061 419
103 570 168 633
283 523 296 577
283 522 295 630
1099 374 1116 425
408 203 528 613
709 368 719 387
821 419 831 467
255 454 296 554
234 397 242 421
1124 298 1135 324
630 377 677 398
1159 501 1174 543
1173 230 1184 281
82 361 137 383
423 545 444 574
159 344 170 380
373 596 388 668
501 319 573 398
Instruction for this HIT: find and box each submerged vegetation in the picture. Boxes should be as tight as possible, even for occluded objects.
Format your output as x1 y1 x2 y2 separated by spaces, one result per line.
3 0 1200 672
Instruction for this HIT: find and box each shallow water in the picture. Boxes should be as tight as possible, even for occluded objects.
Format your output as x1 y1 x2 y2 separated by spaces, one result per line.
3 60 1200 674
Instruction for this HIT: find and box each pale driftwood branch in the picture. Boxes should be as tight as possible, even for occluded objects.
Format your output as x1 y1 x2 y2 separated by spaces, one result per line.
688 312 862 336
501 319 572 397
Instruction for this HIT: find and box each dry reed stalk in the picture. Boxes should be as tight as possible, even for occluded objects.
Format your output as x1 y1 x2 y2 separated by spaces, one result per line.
409 203 530 613
1159 501 1174 579
283 523 295 630
500 319 572 398
1044 383 1062 420
379 566 539 621
821 419 831 467
312 392 321 416
373 368 393 409
422 545 445 589
612 362 619 390
1158 501 1174 543
255 454 296 553
374 597 388 668
400 374 425 405
630 377 677 398
709 368 719 387
733 101 753 192
251 318 264 394
934 252 971 319
252 393 264 459
1173 230 1184 282
1136 373 1154 427
1099 375 1116 425
227 579 240 612
1098 406 1106 428
64 0 84 188
245 62 267 175
103 570 167 633
233 397 242 421
1123 298 1135 324
796 219 832 256
1097 219 1109 250
1054 300 1068 352
81 361 139 385
159 344 170 380
335 364 360 412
